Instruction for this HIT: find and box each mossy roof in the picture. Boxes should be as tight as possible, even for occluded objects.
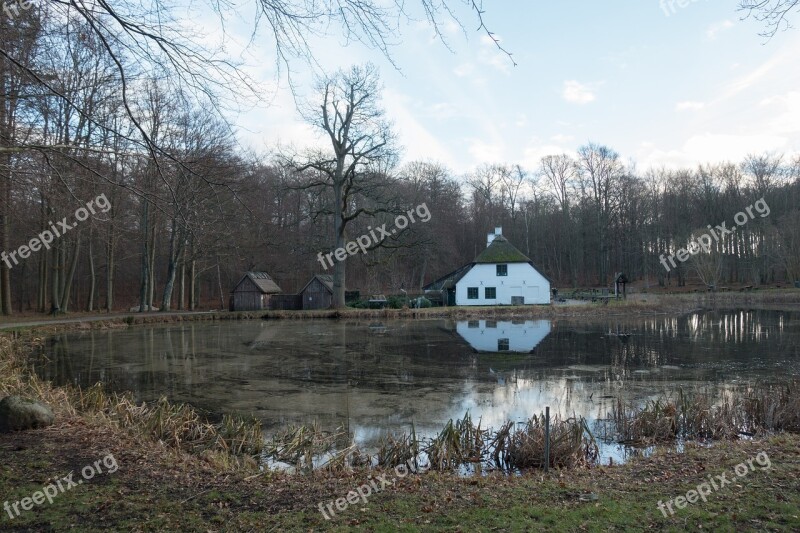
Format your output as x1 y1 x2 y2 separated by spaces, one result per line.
473 235 531 264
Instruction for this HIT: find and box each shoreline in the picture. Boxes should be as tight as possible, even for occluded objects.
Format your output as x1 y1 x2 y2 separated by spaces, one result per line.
1 291 798 336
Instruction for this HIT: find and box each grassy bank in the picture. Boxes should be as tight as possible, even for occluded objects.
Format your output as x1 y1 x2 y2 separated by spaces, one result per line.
2 411 799 531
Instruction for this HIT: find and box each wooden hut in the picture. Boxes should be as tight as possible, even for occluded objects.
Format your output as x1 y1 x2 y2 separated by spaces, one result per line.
230 272 282 311
300 274 334 310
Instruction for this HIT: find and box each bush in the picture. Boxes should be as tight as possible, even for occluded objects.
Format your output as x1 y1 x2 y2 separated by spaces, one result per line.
386 296 404 309
415 297 432 308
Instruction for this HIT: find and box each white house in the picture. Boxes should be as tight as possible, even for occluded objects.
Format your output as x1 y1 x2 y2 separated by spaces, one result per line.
423 228 551 306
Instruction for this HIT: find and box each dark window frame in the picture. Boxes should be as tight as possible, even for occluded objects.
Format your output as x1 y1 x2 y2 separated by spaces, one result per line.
496 264 508 276
485 287 497 299
467 287 479 299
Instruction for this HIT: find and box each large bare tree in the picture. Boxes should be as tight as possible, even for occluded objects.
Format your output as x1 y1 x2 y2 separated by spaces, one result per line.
291 64 398 308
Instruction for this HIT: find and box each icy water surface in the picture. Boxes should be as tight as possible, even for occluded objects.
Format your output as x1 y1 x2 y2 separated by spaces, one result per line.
34 309 800 463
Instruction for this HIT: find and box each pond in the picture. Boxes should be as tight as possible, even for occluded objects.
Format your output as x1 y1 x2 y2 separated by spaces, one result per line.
33 309 800 464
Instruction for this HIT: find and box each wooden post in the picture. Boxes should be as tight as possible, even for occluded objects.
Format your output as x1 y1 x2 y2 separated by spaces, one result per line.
544 406 550 473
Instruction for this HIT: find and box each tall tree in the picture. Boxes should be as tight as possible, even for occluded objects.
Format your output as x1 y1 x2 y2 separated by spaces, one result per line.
292 64 398 308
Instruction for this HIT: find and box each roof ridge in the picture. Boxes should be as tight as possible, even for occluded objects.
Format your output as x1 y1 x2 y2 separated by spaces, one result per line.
474 235 531 263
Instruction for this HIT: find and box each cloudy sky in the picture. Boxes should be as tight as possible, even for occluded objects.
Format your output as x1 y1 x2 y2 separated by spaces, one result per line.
199 1 800 174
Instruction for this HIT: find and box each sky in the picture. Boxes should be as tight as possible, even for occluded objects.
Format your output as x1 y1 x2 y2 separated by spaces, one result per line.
193 1 800 174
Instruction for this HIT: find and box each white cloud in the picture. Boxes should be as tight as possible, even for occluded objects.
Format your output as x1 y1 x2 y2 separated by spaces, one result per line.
562 80 596 105
720 53 785 100
761 91 800 136
521 140 570 169
637 133 791 169
675 101 705 111
453 63 474 77
468 138 506 165
683 133 788 162
706 20 734 40
382 89 458 168
426 102 461 120
551 133 575 143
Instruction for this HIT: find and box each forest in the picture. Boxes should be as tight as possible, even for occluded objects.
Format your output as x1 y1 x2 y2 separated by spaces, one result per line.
1 1 799 315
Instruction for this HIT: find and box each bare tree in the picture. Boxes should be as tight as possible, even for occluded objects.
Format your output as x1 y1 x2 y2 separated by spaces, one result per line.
290 64 398 308
577 143 624 285
740 0 800 37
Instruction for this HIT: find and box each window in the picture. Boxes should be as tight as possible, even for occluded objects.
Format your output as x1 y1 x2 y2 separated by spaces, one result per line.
467 287 479 299
468 320 479 328
498 339 510 351
496 264 508 276
485 287 496 299
486 320 497 328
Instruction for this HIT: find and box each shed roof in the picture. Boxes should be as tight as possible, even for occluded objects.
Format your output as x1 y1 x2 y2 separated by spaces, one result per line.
300 274 334 295
233 272 282 294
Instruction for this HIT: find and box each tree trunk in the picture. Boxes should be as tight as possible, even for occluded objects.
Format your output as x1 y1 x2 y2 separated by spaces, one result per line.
0 54 12 316
38 250 47 312
161 219 184 311
0 152 11 315
60 234 81 312
332 181 346 308
87 232 95 311
189 259 196 310
50 245 60 314
178 254 186 311
106 222 115 313
148 224 157 309
139 197 150 312
216 263 224 310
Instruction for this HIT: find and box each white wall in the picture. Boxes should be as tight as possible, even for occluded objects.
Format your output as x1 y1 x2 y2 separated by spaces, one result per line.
456 319 551 352
455 263 550 305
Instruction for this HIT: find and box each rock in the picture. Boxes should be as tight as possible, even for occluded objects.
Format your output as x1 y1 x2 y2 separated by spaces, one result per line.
0 396 55 432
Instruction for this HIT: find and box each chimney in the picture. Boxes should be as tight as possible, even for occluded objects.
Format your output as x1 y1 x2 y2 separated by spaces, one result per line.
487 227 502 247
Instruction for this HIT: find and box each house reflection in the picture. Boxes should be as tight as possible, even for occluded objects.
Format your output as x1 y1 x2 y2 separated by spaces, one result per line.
455 319 552 353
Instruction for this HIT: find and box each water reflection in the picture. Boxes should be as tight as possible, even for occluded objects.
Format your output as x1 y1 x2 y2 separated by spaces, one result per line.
455 319 551 353
33 310 800 462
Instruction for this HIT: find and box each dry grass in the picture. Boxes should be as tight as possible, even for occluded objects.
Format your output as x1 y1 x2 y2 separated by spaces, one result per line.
426 413 487 470
265 421 351 472
262 411 597 475
498 415 598 470
740 380 800 432
609 382 800 445
377 424 419 469
1 335 263 469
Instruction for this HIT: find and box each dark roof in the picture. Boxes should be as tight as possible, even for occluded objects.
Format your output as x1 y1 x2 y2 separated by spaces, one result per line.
474 235 531 264
423 234 552 290
300 274 334 294
233 272 282 294
423 263 474 291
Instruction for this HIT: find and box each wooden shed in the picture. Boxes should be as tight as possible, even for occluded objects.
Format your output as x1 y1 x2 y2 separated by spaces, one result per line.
230 272 282 311
300 274 334 310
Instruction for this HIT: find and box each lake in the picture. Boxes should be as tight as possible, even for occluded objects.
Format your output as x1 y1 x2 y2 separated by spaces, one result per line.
33 309 800 463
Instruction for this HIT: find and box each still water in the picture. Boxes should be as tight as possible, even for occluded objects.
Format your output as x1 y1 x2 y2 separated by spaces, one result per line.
33 310 800 461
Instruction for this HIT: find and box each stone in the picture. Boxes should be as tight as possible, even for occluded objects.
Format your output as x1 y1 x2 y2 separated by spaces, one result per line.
0 395 55 432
